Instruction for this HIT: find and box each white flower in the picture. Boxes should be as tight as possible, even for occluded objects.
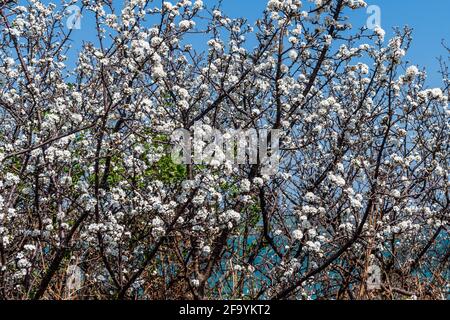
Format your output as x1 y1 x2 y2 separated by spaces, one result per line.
131 39 151 57
150 36 163 47
202 246 211 255
17 258 31 269
5 57 15 66
179 20 195 31
430 88 443 99
289 36 298 44
306 240 321 252
240 179 250 192
292 229 303 241
177 87 189 99
253 177 264 187
24 244 36 252
5 172 20 186
349 197 362 209
152 65 166 79
391 189 401 198
374 26 385 41
397 128 407 137
328 173 346 187
288 50 298 61
190 279 200 287
207 39 223 51
305 192 316 202
227 210 241 222
152 226 165 238
267 0 281 11
292 25 302 36
9 28 21 37
406 65 419 78
177 99 189 110
302 205 318 215
163 2 173 11
347 0 367 9
220 209 241 224
194 0 204 9
233 265 243 271
359 63 369 75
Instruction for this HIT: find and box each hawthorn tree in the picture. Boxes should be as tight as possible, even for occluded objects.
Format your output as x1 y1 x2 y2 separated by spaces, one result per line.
0 0 448 300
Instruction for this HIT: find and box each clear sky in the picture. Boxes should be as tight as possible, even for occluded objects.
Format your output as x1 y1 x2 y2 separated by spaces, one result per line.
63 0 450 87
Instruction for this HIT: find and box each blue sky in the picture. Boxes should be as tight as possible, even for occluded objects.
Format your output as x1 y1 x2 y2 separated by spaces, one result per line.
64 0 450 87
